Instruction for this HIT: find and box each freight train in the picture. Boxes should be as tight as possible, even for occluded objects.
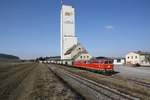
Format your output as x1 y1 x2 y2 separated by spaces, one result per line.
43 57 114 73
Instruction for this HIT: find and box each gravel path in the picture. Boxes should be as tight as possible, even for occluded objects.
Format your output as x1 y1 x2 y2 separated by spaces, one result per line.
114 65 150 80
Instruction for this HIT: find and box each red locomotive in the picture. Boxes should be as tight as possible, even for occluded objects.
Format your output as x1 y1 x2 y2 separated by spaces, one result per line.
73 58 114 72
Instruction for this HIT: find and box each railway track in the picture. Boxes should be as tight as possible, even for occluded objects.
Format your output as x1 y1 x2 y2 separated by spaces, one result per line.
128 79 150 88
48 64 140 100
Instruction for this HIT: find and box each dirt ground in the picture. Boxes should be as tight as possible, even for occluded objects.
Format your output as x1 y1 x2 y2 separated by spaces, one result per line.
0 62 83 100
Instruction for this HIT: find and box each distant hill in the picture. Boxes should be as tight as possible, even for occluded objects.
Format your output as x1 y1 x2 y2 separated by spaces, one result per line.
0 53 20 61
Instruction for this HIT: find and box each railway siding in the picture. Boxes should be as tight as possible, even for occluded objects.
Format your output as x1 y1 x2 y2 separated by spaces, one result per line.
48 64 140 100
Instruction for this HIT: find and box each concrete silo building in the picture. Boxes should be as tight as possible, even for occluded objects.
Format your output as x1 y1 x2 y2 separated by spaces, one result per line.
60 5 78 59
60 4 92 61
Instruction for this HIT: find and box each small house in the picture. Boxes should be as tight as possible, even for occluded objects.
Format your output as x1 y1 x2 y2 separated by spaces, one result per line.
126 51 150 66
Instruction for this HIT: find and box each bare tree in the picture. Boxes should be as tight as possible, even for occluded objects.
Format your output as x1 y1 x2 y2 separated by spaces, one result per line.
145 55 150 63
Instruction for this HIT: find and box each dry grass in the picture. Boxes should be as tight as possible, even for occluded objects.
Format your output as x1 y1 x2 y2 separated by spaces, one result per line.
0 63 83 100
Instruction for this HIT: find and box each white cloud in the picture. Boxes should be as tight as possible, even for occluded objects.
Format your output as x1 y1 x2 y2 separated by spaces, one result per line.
105 25 114 30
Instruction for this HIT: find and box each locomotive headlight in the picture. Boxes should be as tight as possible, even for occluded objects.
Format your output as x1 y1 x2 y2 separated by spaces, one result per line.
108 65 110 68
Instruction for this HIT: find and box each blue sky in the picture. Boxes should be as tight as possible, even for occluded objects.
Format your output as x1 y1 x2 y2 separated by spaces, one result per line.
0 0 150 59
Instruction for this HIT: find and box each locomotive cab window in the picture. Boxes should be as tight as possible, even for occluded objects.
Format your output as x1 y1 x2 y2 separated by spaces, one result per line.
109 61 112 64
105 61 108 64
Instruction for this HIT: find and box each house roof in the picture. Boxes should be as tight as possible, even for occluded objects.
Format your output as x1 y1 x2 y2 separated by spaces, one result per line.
134 51 150 55
64 44 77 55
72 51 90 60
64 43 88 55
110 57 125 59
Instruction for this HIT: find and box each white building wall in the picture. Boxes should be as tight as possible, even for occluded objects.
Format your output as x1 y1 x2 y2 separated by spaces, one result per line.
75 53 92 61
125 52 150 66
126 52 140 64
61 5 78 60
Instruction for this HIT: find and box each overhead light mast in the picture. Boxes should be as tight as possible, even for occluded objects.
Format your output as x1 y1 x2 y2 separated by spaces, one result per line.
61 0 64 5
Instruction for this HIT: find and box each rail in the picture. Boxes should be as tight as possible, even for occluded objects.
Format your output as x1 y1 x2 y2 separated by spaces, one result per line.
48 64 140 100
